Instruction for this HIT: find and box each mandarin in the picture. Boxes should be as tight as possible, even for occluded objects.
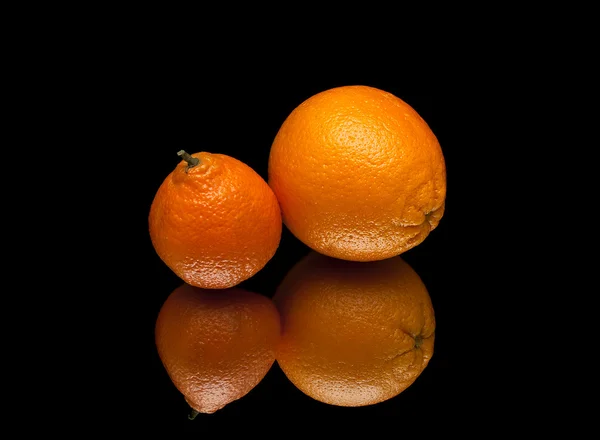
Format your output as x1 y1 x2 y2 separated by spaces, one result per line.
149 150 282 289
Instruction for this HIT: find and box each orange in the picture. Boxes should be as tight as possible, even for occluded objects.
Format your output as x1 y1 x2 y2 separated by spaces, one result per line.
155 283 281 415
268 85 446 262
273 251 435 407
149 150 282 289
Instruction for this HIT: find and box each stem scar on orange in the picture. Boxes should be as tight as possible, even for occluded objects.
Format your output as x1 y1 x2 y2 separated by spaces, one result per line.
149 150 282 289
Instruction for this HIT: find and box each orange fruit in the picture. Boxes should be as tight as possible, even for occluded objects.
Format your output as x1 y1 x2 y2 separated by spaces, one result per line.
149 150 282 289
155 283 281 415
268 85 446 262
273 251 435 407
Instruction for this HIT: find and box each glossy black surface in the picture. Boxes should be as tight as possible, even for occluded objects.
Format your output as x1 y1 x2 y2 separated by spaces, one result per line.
119 74 490 432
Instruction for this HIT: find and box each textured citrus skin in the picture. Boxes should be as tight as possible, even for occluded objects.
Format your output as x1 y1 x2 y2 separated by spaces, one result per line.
155 283 281 414
268 85 446 262
273 251 435 407
149 152 282 289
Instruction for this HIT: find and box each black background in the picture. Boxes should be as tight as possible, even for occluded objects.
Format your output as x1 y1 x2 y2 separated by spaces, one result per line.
15 17 571 434
112 69 497 433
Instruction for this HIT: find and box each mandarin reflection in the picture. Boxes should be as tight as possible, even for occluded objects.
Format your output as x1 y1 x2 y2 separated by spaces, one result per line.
155 284 281 415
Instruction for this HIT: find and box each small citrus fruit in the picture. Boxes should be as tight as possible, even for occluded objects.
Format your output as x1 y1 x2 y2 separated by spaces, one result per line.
273 251 435 407
155 283 281 414
268 85 446 261
149 150 282 289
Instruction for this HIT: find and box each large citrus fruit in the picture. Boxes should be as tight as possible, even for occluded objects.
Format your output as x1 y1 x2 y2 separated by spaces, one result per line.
268 85 446 261
155 283 281 414
273 251 435 407
149 150 282 289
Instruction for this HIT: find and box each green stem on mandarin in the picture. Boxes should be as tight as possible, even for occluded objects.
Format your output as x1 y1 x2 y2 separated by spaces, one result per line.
188 409 200 420
177 150 200 172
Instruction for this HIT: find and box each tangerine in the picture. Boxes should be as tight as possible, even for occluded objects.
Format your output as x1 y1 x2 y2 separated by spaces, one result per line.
149 150 282 289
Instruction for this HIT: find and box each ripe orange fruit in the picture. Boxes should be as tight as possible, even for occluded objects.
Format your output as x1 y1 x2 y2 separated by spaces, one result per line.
155 283 281 415
268 85 446 262
273 251 435 407
149 150 282 289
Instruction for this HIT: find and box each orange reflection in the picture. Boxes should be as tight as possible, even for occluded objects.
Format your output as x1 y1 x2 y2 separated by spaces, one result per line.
273 251 435 407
